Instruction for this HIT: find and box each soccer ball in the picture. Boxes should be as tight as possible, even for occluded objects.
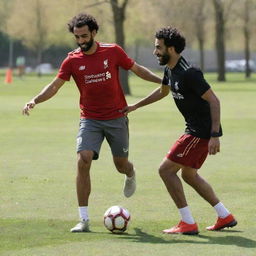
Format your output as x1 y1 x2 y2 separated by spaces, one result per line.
103 206 130 233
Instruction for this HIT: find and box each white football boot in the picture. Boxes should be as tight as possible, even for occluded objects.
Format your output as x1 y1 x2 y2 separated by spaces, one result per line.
70 220 90 232
123 170 136 198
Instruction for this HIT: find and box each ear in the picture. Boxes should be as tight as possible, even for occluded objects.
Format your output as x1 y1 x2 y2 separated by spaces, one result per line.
167 46 175 54
92 30 97 38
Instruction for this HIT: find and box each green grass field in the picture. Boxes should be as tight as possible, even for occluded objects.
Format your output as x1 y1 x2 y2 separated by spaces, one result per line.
0 72 256 256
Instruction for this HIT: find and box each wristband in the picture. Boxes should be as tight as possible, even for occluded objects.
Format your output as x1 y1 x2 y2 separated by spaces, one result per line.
211 132 221 137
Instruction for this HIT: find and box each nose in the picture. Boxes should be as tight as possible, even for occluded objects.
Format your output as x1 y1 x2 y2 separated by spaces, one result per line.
153 48 157 56
77 36 85 44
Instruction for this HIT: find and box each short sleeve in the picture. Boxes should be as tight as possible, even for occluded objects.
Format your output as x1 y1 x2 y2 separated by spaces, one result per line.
115 44 135 70
185 68 210 96
162 67 169 85
57 56 72 81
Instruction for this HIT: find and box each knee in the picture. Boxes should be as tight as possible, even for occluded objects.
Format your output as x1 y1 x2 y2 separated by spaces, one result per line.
77 152 93 169
158 160 180 180
158 164 169 180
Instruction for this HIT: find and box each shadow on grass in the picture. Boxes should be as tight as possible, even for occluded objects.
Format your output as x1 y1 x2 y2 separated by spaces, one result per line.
120 228 256 248
1 218 255 253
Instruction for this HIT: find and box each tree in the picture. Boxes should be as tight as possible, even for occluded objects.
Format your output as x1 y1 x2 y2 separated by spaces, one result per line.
4 0 254 79
212 0 234 81
0 0 14 68
110 0 130 94
242 0 255 78
0 0 12 31
194 0 207 72
175 0 209 71
7 0 53 75
212 0 226 81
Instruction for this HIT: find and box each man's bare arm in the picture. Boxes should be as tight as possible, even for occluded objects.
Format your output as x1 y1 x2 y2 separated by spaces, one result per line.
130 62 162 84
201 88 221 155
122 84 169 115
22 77 66 116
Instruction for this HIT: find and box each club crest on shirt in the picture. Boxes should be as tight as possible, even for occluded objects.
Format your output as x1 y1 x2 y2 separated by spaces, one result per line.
106 71 111 79
103 59 109 69
174 81 179 91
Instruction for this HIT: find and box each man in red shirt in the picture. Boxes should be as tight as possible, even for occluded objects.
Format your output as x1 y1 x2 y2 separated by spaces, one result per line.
22 13 161 232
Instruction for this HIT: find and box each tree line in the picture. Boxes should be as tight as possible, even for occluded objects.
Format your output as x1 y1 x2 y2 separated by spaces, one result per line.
0 0 256 93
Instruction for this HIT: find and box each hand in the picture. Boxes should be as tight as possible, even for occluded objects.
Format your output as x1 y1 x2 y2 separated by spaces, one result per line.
22 100 36 116
208 137 220 155
121 104 138 115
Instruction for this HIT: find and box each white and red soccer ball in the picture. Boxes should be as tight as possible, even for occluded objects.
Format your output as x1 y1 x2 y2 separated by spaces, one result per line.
103 206 130 233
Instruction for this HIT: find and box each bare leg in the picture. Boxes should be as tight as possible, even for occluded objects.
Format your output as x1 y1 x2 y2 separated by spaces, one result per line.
158 158 187 208
76 150 94 206
181 167 219 206
114 156 136 197
113 156 134 177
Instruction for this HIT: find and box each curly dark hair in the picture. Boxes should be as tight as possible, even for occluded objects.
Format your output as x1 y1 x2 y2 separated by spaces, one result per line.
68 13 99 33
155 27 186 54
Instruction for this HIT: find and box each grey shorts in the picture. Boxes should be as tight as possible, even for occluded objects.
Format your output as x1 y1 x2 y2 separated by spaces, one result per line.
76 116 129 160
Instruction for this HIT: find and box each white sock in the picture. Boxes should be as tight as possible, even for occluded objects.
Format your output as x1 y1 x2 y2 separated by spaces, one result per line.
126 174 134 180
78 206 89 221
213 202 230 218
179 206 195 224
126 170 135 179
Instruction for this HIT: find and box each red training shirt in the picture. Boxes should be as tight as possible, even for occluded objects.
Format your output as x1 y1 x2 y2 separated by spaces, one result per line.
57 42 134 120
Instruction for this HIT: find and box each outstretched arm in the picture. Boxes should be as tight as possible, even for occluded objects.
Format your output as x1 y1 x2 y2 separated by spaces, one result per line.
130 62 162 84
22 77 66 116
123 84 169 115
201 88 221 155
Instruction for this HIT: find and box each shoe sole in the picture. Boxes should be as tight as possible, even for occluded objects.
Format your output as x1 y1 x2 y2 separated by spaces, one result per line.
208 220 237 231
124 193 135 198
70 229 90 233
123 185 136 197
163 230 199 235
183 230 199 235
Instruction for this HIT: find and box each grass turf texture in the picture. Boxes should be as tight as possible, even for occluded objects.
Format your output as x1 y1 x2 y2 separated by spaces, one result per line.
0 73 256 256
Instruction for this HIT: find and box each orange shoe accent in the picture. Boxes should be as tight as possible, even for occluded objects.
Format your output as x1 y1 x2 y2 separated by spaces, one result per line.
163 221 199 235
4 68 13 84
206 214 237 231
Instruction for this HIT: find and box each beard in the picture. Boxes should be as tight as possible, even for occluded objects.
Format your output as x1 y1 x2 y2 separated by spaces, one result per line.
78 38 94 52
157 53 170 66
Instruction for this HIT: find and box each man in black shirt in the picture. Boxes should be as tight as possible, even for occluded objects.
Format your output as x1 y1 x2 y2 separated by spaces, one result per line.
123 27 237 234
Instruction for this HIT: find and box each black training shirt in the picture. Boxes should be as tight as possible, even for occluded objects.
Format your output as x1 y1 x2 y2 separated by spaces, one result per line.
162 56 220 139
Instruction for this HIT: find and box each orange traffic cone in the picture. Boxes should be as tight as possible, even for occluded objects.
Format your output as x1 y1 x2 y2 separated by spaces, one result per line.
4 68 13 84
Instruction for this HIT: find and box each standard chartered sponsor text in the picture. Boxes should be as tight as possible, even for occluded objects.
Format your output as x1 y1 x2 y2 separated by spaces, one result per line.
84 72 110 84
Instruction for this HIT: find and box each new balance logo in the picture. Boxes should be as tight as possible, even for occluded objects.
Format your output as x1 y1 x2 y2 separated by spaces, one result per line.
79 66 86 71
106 71 111 79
